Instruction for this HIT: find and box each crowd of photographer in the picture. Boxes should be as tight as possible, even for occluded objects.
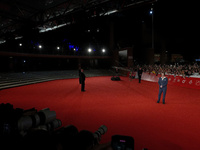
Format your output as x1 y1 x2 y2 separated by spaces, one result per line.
1 103 129 150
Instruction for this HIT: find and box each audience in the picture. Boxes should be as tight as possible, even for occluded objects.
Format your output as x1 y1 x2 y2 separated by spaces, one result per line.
131 63 200 77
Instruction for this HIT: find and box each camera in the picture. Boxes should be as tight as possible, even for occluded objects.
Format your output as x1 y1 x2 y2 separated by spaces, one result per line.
111 135 134 150
72 125 108 150
0 103 62 136
1 103 142 150
93 125 107 144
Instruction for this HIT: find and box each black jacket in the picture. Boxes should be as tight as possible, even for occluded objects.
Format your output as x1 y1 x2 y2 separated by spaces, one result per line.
138 69 143 76
80 72 85 83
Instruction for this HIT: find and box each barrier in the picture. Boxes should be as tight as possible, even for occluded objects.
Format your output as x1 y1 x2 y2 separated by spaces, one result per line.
140 72 200 90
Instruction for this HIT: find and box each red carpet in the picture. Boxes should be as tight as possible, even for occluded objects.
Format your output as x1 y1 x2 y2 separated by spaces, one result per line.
0 76 200 150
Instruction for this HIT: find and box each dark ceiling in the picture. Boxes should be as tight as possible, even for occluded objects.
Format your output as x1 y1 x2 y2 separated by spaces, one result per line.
0 0 199 61
0 0 155 40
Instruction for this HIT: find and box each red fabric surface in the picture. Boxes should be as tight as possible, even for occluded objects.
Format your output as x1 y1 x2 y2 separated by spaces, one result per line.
0 76 200 150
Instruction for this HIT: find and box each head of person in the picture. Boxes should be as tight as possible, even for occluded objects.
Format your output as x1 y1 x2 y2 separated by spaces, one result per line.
161 72 165 77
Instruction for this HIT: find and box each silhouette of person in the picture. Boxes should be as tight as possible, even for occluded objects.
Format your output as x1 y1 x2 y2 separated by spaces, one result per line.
80 69 86 92
137 67 143 83
78 66 81 84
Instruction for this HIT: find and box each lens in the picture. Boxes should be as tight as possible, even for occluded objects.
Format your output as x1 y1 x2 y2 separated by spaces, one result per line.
38 108 56 125
93 125 107 143
18 116 33 131
30 113 40 127
98 125 107 135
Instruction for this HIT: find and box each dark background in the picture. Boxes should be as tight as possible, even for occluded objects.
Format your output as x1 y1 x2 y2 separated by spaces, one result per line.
0 0 199 72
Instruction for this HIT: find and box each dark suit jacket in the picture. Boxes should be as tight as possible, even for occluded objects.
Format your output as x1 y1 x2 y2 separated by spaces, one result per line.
138 69 143 76
158 77 168 89
80 72 85 83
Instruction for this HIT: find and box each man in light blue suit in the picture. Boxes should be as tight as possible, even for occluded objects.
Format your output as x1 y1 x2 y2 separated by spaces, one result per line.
157 72 168 104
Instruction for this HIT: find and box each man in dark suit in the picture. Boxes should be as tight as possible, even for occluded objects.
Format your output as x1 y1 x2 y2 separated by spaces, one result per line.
78 66 81 84
137 67 143 83
80 69 86 92
157 72 168 104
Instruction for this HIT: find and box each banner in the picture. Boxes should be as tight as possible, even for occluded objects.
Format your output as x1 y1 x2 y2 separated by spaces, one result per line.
140 72 200 90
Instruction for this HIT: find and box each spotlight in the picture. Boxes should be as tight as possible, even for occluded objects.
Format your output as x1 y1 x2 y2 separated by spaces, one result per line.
88 48 92 53
19 43 22 46
39 45 42 49
102 49 106 53
150 8 153 15
57 46 60 50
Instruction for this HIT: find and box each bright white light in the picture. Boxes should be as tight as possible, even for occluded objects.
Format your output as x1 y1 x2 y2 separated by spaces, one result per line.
88 48 92 53
100 10 118 16
19 43 22 46
39 23 67 33
102 49 106 53
39 45 42 49
73 48 76 51
0 40 6 44
150 8 153 15
15 36 23 40
57 46 60 50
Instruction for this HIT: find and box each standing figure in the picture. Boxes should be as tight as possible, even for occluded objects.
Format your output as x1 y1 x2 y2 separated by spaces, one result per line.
78 66 81 84
137 67 143 83
129 71 133 81
157 72 168 104
80 69 86 92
